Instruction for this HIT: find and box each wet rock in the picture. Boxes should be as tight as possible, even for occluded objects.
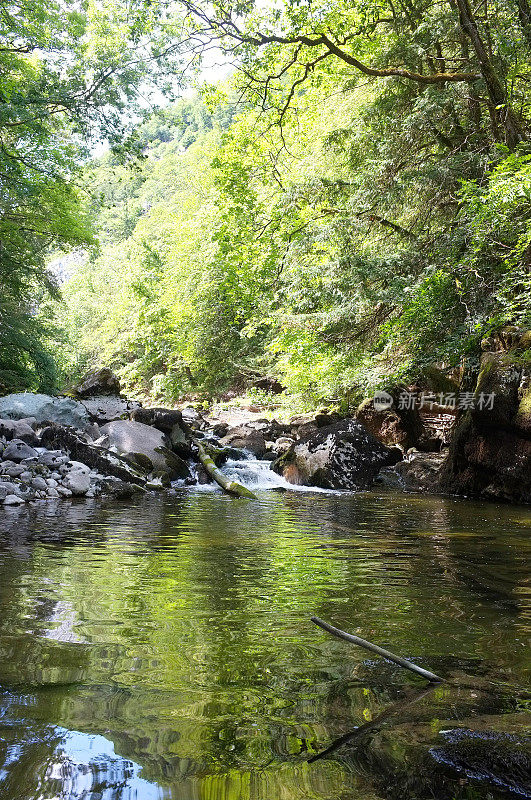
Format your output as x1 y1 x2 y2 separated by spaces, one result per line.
271 436 295 455
392 451 447 492
73 367 121 397
99 478 144 498
2 440 39 462
0 393 91 430
219 429 267 457
430 728 531 797
273 419 402 490
356 398 420 449
219 419 289 457
210 422 229 438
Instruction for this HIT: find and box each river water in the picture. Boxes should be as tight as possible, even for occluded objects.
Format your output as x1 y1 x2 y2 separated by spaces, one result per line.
0 486 529 799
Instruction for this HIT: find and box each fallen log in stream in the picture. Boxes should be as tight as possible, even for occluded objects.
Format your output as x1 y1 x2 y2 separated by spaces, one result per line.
195 439 258 499
178 417 257 498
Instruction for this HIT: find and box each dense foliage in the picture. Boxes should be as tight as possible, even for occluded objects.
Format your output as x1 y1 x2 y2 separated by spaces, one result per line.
2 0 530 404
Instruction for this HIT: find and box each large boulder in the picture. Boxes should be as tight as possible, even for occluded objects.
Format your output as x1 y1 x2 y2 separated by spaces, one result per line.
391 451 447 492
101 420 190 479
440 335 531 504
39 424 145 485
272 419 402 489
73 368 121 397
80 396 141 425
0 393 91 430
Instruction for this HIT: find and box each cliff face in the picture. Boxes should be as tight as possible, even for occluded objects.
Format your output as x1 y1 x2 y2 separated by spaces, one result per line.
440 331 531 504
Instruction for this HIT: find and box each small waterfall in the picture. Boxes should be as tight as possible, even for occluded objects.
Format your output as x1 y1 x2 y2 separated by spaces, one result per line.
222 456 294 491
185 452 334 493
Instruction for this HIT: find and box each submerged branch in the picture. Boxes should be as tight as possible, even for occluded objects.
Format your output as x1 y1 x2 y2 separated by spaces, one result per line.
311 616 445 682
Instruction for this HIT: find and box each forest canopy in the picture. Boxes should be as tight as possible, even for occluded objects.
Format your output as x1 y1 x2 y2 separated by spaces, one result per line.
1 0 530 405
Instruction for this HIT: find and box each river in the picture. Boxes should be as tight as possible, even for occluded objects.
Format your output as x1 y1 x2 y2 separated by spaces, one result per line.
0 486 529 799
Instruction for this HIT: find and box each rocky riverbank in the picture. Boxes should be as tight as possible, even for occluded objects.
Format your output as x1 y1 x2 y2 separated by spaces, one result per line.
0 328 529 507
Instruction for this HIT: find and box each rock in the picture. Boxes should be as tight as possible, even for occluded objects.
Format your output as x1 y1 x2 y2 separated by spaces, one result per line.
130 407 183 433
2 440 39 462
0 484 8 501
62 461 91 495
271 436 295 455
80 396 141 425
99 478 144 499
56 486 72 497
430 728 531 797
3 494 24 505
251 376 285 394
210 422 229 438
356 398 418 449
39 424 145 485
219 420 288 457
219 430 267 457
170 424 194 460
0 418 39 445
0 393 91 430
46 487 60 498
37 449 69 467
440 339 531 504
1 462 24 477
391 451 447 492
273 419 401 490
101 420 181 476
73 368 121 397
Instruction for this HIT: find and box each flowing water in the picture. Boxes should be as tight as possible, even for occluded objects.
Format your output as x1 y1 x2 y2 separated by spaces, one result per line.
0 484 529 800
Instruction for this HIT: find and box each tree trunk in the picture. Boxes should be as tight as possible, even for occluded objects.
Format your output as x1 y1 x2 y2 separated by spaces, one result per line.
455 0 527 147
517 0 531 47
195 439 258 498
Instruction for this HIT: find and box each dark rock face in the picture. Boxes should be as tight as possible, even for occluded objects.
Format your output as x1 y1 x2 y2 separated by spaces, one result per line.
440 344 531 504
272 419 402 490
391 451 447 492
356 397 422 449
130 407 183 433
73 368 121 397
219 419 289 457
430 728 531 798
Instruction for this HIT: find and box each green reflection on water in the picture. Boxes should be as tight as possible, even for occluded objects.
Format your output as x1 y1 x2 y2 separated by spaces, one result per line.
0 490 529 799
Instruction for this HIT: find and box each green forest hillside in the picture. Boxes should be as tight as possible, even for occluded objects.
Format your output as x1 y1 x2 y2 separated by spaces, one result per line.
2 0 530 408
